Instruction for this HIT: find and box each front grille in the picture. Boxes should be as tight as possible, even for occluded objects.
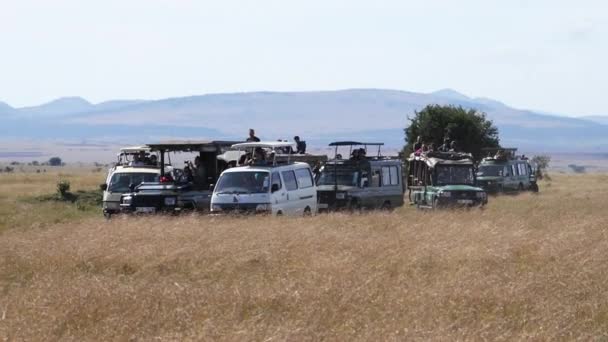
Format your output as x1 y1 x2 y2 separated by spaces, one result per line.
216 203 258 213
132 195 163 208
450 191 476 199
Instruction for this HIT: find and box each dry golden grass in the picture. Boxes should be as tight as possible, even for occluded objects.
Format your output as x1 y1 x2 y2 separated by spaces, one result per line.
0 169 104 232
1 173 608 340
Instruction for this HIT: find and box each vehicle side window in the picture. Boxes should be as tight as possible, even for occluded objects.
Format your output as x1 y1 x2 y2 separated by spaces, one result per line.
371 169 381 187
520 163 527 176
281 170 298 191
504 166 509 177
382 167 391 186
381 166 399 186
295 168 314 188
389 166 399 185
272 172 282 190
511 165 518 176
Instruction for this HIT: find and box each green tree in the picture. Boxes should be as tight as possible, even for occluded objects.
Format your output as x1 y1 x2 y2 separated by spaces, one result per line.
48 157 63 166
404 105 500 160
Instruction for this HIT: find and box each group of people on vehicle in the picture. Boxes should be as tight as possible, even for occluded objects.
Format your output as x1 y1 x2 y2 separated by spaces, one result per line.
128 151 158 167
413 136 459 156
240 128 308 166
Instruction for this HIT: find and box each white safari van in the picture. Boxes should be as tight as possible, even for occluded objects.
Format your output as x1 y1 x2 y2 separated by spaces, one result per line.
210 142 317 216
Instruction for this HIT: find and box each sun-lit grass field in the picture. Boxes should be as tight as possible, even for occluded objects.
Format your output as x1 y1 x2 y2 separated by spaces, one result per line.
1 169 608 340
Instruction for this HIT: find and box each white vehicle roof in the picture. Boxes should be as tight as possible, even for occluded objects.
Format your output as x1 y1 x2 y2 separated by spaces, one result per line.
232 141 296 150
221 162 311 174
110 166 164 174
119 146 151 154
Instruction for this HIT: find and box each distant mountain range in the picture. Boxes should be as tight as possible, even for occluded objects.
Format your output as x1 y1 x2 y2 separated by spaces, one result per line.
2 89 608 152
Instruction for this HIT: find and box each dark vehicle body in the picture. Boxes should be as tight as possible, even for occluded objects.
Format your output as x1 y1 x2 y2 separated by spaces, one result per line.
120 140 241 214
407 151 487 209
316 142 405 211
476 148 538 193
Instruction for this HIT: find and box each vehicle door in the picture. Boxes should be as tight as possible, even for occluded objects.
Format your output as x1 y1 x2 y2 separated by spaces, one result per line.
270 171 288 214
507 163 519 190
360 167 381 208
381 164 402 207
294 167 317 214
281 169 300 215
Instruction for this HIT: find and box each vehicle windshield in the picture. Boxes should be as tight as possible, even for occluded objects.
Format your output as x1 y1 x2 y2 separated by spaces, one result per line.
435 165 475 186
108 172 159 192
317 168 359 187
477 165 503 177
215 171 270 194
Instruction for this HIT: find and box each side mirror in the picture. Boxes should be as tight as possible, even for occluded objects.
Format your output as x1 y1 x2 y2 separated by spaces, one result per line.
271 183 280 193
100 183 107 191
129 183 136 192
361 178 369 188
209 184 215 191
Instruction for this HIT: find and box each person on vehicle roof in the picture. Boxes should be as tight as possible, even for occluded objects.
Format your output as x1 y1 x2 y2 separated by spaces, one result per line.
130 154 145 167
247 129 260 142
413 136 422 151
293 136 306 154
438 137 450 152
449 140 458 152
190 156 207 188
149 154 158 166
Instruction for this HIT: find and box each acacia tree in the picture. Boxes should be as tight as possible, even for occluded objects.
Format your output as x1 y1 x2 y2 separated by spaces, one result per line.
404 105 500 161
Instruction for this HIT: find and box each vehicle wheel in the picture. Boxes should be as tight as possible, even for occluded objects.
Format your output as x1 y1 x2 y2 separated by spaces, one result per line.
276 211 283 217
432 197 440 210
303 207 312 217
103 211 112 220
518 183 524 191
349 200 362 213
381 201 392 211
530 182 539 193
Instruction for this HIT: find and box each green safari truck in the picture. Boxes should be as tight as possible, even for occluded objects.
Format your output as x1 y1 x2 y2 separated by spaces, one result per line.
406 151 487 209
476 148 538 193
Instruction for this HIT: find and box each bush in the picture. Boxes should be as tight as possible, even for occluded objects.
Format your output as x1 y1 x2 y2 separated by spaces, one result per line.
49 157 63 167
57 180 71 198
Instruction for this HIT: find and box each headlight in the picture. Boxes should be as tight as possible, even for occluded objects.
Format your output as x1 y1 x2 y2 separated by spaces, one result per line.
335 192 346 200
256 204 271 212
122 196 132 205
211 204 223 212
164 197 177 206
476 192 487 198
439 191 451 197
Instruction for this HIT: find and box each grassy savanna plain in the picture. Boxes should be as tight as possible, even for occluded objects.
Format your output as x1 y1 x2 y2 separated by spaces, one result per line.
1 169 608 340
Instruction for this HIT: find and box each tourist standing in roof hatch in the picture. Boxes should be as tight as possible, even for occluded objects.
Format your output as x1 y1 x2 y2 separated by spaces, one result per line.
247 129 260 142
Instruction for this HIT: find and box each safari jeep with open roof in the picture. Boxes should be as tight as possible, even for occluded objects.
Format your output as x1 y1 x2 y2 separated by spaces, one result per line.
316 141 405 212
101 146 167 218
119 140 241 214
407 151 487 209
476 148 539 193
210 142 317 216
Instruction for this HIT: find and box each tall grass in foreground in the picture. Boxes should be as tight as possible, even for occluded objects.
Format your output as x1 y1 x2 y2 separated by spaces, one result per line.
1 174 608 340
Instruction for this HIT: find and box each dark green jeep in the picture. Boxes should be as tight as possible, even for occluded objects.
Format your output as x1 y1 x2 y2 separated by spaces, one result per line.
407 151 487 209
316 141 405 211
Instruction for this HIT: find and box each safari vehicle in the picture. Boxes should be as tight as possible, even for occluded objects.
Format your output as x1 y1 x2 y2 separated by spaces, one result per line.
476 148 539 193
407 151 487 209
119 140 241 214
211 142 317 216
316 141 404 212
101 146 165 218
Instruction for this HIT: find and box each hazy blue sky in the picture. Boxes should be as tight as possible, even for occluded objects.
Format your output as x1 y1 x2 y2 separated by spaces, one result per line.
0 0 605 116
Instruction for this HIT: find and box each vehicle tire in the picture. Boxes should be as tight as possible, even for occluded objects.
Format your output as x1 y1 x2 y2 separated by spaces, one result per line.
349 200 362 213
103 211 112 220
276 210 283 217
518 183 524 191
530 182 539 193
432 197 440 210
381 201 392 211
303 207 312 217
